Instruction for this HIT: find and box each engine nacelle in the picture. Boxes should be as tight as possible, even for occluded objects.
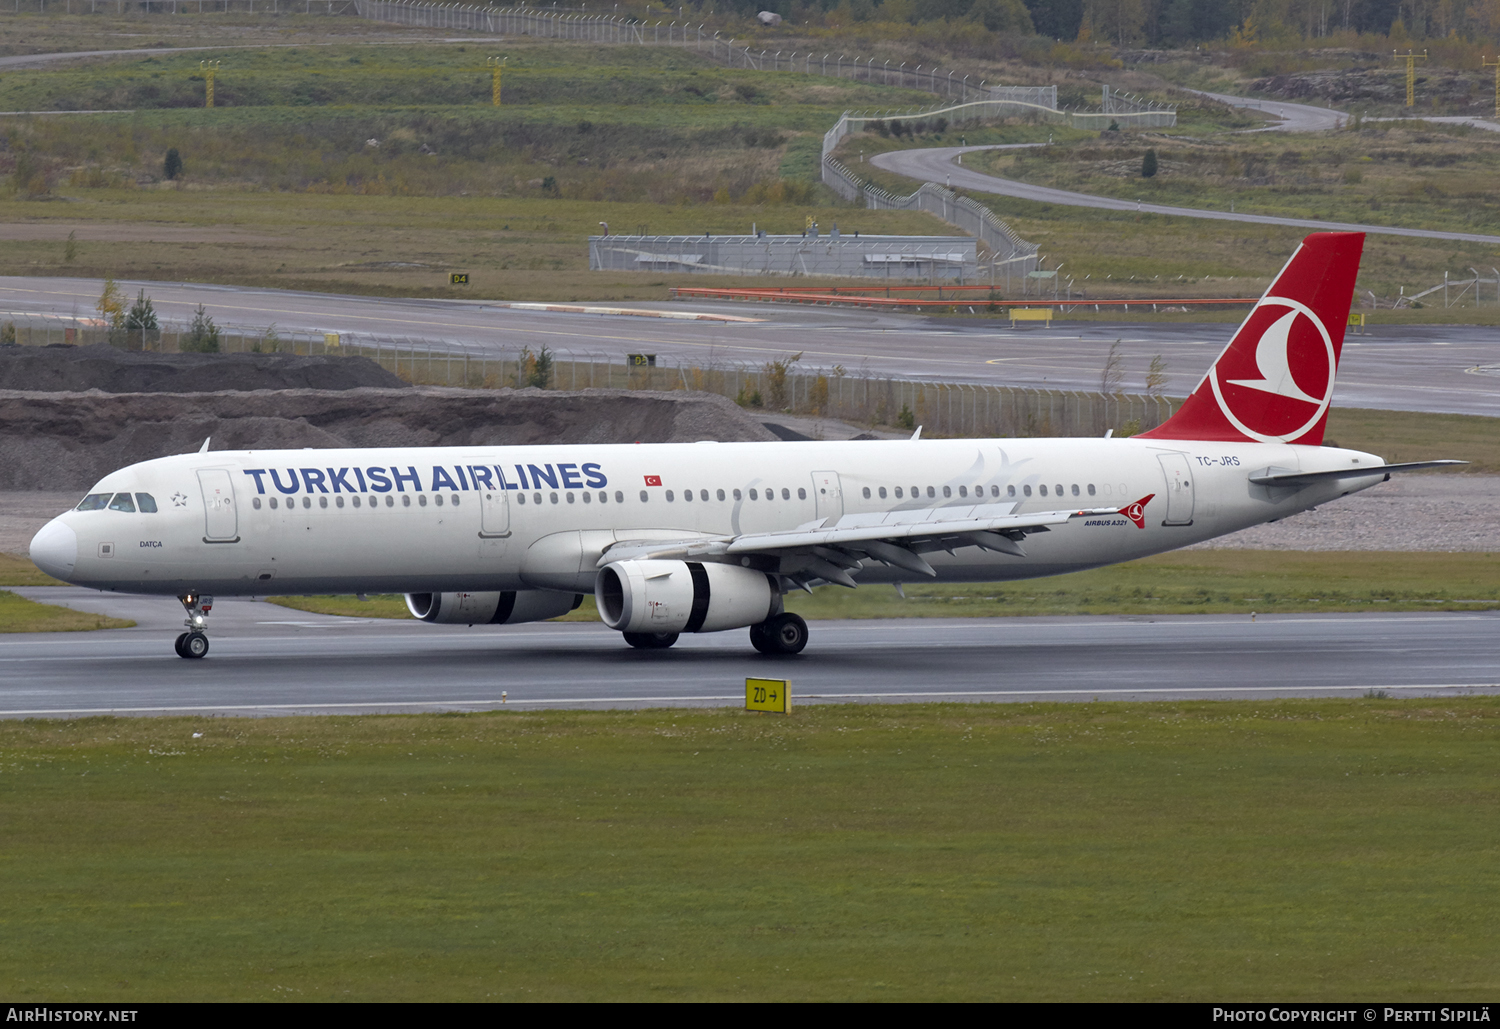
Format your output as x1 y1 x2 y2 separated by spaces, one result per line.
595 559 776 634
404 590 582 625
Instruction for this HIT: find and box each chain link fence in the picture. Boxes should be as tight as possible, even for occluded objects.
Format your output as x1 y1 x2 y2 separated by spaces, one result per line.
1 308 1172 438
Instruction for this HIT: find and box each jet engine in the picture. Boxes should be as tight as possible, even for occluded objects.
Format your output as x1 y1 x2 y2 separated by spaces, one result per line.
595 559 776 634
404 590 583 625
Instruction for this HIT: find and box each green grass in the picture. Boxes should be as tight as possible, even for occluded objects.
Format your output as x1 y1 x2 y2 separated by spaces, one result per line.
0 42 937 112
0 553 65 588
0 590 133 632
1 700 1496 1000
266 550 1500 624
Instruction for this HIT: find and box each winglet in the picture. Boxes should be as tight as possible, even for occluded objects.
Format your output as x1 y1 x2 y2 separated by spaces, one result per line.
1117 494 1155 529
910 425 922 441
197 437 211 453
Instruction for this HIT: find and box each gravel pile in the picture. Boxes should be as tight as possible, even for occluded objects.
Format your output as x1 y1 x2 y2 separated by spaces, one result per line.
1188 474 1500 552
0 343 407 393
0 386 777 492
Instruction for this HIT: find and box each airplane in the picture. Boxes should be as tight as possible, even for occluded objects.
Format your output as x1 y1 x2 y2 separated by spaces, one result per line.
28 231 1463 659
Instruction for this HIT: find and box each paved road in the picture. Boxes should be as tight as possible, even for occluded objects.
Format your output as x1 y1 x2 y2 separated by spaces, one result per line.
1186 89 1346 132
2 589 1495 716
4 276 1499 416
872 144 1500 245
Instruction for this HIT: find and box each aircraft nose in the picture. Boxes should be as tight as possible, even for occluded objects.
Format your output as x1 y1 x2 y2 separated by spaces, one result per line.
30 517 77 581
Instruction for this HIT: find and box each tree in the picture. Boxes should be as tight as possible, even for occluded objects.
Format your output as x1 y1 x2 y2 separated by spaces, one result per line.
1100 339 1124 394
182 304 220 354
164 148 183 181
1145 353 1169 396
124 289 159 351
1141 148 1159 178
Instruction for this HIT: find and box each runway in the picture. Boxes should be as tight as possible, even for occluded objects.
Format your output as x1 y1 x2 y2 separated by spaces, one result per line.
5 589 1497 716
4 276 1499 415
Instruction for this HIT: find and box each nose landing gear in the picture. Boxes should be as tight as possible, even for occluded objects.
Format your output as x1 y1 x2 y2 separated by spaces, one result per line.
175 593 213 659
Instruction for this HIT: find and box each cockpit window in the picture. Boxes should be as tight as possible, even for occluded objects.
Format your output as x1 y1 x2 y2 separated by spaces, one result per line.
135 493 158 513
76 493 111 511
108 492 137 513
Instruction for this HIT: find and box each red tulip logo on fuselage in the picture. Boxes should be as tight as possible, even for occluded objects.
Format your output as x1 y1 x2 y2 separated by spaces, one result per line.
1209 298 1337 443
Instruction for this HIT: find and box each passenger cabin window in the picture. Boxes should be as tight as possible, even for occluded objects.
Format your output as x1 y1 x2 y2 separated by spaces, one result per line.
108 493 136 513
748 489 758 500
717 489 726 501
878 487 887 499
639 490 649 502
862 487 871 499
1007 485 1016 497
797 488 806 500
666 490 675 502
302 496 312 509
1072 484 1080 497
958 486 967 498
1088 484 1097 496
1039 485 1048 497
136 493 158 513
76 493 111 512
1023 485 1032 497
683 490 692 502
781 488 791 500
320 496 330 509
926 486 935 499
733 489 742 501
894 487 903 498
253 498 262 509
701 490 710 502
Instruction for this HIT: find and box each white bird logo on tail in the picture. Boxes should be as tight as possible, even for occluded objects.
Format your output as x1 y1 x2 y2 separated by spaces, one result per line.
1225 308 1322 404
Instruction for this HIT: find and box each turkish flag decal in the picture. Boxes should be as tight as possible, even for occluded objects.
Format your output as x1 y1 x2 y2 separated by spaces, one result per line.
643 475 662 486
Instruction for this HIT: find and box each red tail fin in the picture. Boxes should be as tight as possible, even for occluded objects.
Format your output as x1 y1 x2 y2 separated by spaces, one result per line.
1139 232 1364 445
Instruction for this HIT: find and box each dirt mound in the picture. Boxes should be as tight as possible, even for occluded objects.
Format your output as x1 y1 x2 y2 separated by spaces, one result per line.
1249 67 1488 112
0 386 778 491
0 343 408 393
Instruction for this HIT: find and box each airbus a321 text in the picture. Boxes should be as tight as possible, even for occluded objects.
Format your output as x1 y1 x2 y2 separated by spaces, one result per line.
29 233 1463 658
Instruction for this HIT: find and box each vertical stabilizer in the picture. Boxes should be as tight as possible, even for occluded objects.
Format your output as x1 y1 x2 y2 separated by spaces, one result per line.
1139 232 1364 444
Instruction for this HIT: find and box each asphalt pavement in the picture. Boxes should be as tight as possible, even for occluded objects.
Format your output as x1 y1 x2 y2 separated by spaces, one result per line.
4 276 1499 415
871 144 1500 245
4 589 1496 716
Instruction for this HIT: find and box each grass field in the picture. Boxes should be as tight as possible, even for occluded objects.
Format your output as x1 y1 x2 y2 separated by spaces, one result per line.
1 699 1496 1000
265 550 1500 624
838 120 1500 306
0 590 133 632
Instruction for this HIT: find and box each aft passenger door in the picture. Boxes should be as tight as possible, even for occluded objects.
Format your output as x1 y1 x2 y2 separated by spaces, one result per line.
1156 453 1195 526
196 468 240 543
811 470 844 522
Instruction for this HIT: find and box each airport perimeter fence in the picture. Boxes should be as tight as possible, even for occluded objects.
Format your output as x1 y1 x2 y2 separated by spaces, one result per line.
0 308 1172 438
3 0 356 11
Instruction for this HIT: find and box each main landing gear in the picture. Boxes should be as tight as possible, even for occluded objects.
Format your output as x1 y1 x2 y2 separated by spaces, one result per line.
175 593 212 659
749 613 809 656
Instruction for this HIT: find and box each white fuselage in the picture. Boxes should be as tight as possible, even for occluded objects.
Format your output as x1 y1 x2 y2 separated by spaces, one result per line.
30 436 1388 600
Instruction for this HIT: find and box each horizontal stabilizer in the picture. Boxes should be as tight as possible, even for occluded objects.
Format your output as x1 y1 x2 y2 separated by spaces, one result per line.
1248 460 1467 486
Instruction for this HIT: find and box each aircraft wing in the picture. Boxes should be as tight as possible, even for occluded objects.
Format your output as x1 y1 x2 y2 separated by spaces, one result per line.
600 501 1132 589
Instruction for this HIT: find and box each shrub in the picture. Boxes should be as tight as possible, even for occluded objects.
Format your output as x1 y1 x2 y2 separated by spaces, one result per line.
1 322 15 346
1141 148 1158 178
896 403 915 430
164 147 183 180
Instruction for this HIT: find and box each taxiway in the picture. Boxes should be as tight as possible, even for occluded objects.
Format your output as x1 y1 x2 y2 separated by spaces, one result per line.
3 276 1499 415
6 590 1497 716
